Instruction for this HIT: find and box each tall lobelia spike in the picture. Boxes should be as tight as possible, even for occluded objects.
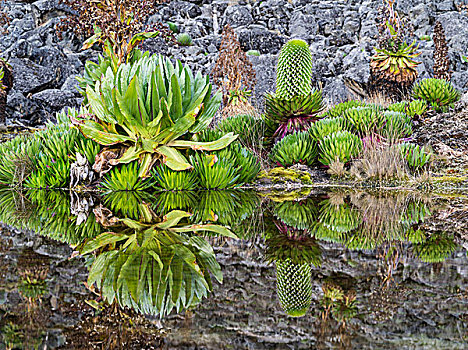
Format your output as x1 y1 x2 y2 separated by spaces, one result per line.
275 39 313 99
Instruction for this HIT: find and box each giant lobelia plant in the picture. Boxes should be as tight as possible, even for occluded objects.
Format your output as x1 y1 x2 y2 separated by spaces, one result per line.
72 53 237 177
79 206 237 317
264 39 324 142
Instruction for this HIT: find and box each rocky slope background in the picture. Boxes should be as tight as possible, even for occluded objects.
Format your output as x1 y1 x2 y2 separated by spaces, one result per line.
1 0 468 125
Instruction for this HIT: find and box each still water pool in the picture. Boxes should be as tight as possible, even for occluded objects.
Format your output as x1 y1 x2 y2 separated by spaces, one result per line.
0 189 467 349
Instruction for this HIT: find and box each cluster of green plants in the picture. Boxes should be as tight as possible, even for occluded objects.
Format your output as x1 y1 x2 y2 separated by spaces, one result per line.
268 193 458 264
270 131 317 167
0 190 102 245
412 78 461 112
0 109 101 189
399 143 433 170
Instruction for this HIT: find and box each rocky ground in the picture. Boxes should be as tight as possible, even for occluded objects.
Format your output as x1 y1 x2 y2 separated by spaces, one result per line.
1 0 468 124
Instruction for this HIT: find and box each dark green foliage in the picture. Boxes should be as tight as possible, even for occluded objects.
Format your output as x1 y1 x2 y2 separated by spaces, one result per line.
274 199 319 230
308 117 347 141
318 131 362 166
152 165 199 191
216 114 264 148
216 143 261 184
265 89 325 139
342 107 385 135
318 199 362 234
270 131 318 167
153 191 198 215
326 100 367 118
399 143 432 170
191 153 239 189
101 162 152 191
102 191 154 220
412 78 461 112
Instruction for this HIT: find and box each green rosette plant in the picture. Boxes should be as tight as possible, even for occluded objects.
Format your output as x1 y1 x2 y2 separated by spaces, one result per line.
270 131 318 167
325 100 367 118
101 162 152 191
412 78 461 112
152 165 199 191
72 53 237 178
318 131 362 166
399 143 432 170
412 232 457 263
191 153 239 189
79 209 237 317
308 117 347 141
381 111 412 138
216 114 265 148
342 107 385 135
265 39 324 140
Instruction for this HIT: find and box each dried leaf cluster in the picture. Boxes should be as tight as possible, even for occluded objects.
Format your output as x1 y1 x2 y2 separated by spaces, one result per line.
433 21 452 81
211 25 256 109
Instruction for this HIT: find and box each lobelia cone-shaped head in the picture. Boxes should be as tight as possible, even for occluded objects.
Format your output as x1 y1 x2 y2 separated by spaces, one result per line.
276 39 313 99
275 259 313 317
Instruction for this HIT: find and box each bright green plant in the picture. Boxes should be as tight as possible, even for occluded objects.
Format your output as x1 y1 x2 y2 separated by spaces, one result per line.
412 78 461 112
216 114 265 148
270 131 318 167
342 107 385 135
399 143 432 170
167 22 178 33
177 33 193 46
318 131 362 166
381 111 412 138
308 117 346 141
407 99 427 119
152 165 199 191
246 50 260 56
191 153 239 189
265 39 324 139
103 191 153 220
216 143 261 184
326 100 367 118
387 101 407 113
265 89 324 139
275 39 313 99
101 162 152 191
72 52 236 177
318 199 362 234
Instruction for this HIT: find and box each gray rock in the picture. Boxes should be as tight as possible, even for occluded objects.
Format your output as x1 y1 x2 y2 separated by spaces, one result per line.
223 5 254 27
6 90 41 122
342 46 371 85
249 54 277 110
31 89 80 115
61 76 81 96
237 26 287 54
9 57 56 94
